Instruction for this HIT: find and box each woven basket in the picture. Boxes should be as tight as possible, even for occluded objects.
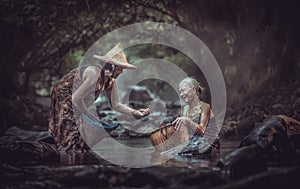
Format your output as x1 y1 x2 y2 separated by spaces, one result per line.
150 124 188 151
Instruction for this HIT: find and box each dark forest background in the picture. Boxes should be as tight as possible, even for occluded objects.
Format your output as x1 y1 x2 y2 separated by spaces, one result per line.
0 0 299 134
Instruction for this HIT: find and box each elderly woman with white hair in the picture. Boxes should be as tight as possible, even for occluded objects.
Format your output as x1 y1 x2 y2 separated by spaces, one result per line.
172 77 220 155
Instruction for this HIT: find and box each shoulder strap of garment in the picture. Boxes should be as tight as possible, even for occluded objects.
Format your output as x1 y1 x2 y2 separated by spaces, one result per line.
79 65 89 80
80 65 103 80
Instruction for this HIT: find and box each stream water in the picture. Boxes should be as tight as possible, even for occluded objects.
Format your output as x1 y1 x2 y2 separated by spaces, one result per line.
58 137 240 170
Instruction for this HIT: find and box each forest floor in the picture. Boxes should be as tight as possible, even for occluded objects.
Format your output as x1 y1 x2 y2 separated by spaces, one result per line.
221 79 300 139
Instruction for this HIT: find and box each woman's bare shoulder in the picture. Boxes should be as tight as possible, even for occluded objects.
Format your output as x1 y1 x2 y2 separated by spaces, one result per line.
201 101 215 118
201 101 211 110
82 66 101 79
85 65 101 74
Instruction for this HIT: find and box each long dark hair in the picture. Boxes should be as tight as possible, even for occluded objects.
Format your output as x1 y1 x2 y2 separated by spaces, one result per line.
98 61 114 86
98 60 113 75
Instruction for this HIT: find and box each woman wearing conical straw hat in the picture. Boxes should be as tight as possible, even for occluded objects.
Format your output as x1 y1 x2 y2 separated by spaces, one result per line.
49 43 149 154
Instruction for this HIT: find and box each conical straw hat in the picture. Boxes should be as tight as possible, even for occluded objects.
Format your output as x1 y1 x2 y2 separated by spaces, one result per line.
93 43 137 69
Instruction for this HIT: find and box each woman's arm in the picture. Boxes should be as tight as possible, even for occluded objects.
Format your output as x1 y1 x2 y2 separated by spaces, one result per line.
106 80 149 117
173 103 211 135
198 102 211 132
173 117 206 134
190 102 211 134
72 66 101 114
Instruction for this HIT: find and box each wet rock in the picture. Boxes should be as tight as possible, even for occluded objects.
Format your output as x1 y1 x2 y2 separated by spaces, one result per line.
217 115 300 180
277 115 300 135
216 144 267 180
74 166 100 177
1 127 54 143
179 138 213 156
59 166 132 188
0 163 29 183
17 180 61 189
123 85 154 109
62 166 109 187
0 163 24 173
0 163 54 187
175 172 225 188
0 140 59 164
94 92 111 111
122 171 167 188
215 166 300 189
0 127 58 164
19 96 50 129
30 132 55 144
240 116 296 164
109 125 127 137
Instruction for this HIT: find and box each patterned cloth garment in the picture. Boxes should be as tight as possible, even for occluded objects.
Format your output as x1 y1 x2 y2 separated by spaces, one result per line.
49 66 111 154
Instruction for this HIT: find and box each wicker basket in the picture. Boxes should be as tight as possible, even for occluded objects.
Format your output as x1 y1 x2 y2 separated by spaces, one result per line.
150 124 188 151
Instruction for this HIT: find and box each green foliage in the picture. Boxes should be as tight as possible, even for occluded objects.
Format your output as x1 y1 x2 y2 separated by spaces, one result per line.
62 50 84 76
2 0 297 103
1 0 182 97
31 49 83 96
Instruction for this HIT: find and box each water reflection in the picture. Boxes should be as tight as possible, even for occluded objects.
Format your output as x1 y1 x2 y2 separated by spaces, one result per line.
59 151 101 165
92 137 158 168
58 137 239 169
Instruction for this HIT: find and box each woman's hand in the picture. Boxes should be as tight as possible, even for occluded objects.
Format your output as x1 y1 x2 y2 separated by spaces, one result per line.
132 108 150 118
172 117 191 130
139 108 150 116
195 124 205 135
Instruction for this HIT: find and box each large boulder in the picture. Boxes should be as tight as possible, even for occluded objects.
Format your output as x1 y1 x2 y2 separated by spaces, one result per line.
216 115 300 180
240 116 297 163
0 127 58 164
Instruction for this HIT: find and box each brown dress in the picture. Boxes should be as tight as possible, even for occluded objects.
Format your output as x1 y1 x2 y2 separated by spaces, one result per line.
49 66 111 154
